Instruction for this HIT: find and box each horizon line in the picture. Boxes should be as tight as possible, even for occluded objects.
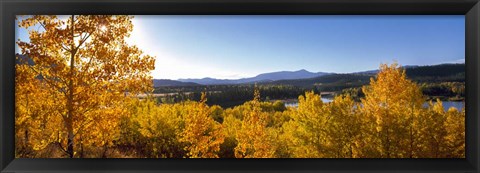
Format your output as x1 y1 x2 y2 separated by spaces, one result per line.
156 61 465 81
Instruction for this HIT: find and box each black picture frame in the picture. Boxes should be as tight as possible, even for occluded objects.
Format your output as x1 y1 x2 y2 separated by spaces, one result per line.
1 0 479 172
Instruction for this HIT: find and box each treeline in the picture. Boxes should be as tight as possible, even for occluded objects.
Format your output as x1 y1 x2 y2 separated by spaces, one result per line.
268 73 372 90
420 82 465 101
155 85 309 108
406 63 465 82
16 63 465 158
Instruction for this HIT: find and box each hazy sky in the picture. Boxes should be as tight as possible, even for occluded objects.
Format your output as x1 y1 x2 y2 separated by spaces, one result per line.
16 15 465 80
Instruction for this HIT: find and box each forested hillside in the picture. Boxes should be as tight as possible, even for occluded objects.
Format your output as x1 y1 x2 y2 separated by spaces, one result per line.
266 63 464 87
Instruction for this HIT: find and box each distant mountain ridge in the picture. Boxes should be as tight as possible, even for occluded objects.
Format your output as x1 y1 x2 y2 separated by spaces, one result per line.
263 63 465 87
153 79 201 87
152 63 465 87
177 69 331 85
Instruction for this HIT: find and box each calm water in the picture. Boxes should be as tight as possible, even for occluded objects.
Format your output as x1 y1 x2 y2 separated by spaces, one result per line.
284 98 464 111
284 98 332 107
428 101 464 111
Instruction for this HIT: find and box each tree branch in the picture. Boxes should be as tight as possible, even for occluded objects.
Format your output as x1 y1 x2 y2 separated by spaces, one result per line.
75 33 92 51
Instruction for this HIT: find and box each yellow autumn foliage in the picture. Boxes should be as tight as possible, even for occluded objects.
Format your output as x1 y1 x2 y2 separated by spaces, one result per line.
14 15 465 158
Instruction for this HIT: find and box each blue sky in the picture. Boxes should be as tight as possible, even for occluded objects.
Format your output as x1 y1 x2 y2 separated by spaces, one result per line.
16 15 465 80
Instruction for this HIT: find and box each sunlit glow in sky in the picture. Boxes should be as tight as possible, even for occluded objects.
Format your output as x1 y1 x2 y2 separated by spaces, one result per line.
17 15 465 80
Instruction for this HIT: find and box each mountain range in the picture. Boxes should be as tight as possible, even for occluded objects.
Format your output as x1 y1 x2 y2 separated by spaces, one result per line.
153 79 202 87
175 69 331 86
153 63 464 87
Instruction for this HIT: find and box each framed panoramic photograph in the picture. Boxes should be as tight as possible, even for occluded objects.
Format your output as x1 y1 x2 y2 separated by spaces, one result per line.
1 0 479 173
